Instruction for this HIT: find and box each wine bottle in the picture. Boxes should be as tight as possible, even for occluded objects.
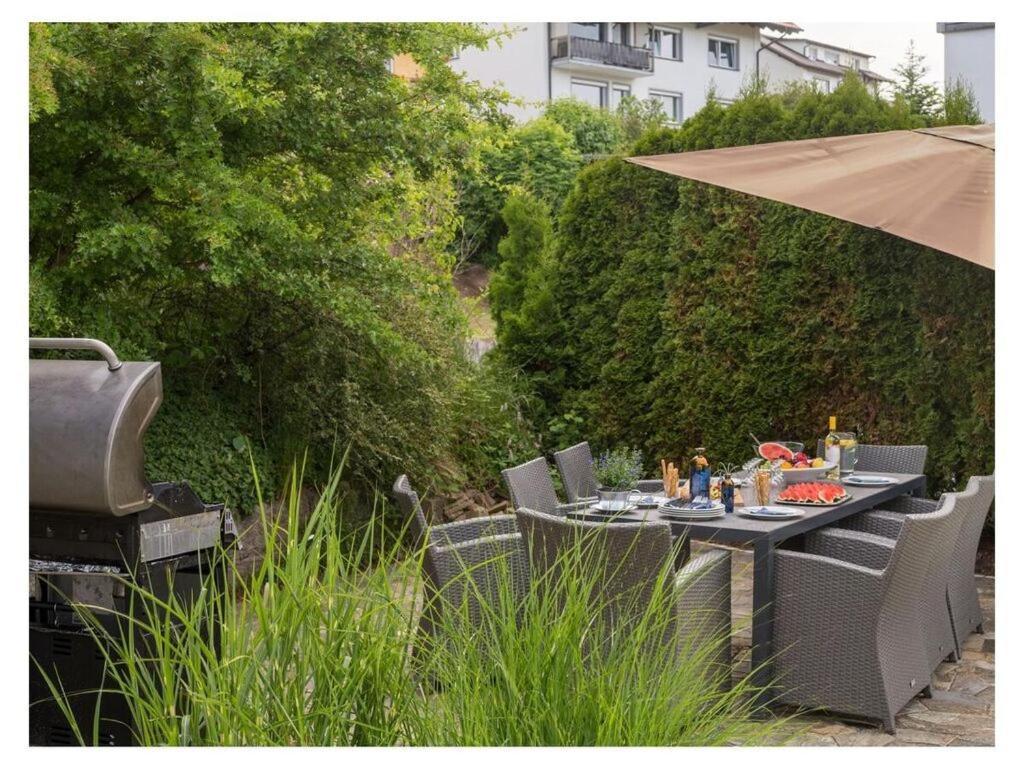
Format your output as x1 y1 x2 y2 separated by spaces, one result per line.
824 416 841 480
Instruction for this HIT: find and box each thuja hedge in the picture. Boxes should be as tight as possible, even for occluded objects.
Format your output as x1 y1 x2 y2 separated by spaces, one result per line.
515 78 993 494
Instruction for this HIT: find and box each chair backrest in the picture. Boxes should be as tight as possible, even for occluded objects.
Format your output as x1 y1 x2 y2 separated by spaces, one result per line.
950 474 995 582
502 457 562 516
514 507 675 626
856 444 928 475
553 441 598 503
393 474 430 546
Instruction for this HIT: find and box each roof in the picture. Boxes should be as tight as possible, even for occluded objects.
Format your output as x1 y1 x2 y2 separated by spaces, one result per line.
937 22 994 34
762 37 892 83
774 37 874 59
694 22 803 34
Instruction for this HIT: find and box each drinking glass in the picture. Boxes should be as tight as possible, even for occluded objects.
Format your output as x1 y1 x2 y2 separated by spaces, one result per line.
837 433 858 476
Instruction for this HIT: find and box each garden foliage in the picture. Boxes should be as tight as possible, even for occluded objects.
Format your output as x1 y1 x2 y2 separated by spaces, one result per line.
494 76 993 493
29 23 536 511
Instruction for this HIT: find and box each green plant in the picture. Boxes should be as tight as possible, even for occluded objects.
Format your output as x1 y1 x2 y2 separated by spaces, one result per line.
543 97 623 155
594 447 643 491
35 461 792 746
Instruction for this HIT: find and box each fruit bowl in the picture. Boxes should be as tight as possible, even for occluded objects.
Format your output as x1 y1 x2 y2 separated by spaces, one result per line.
778 461 837 485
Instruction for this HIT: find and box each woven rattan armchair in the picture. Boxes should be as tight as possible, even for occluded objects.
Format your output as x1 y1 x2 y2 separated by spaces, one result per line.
392 476 526 649
772 493 961 732
946 476 995 647
514 507 732 687
816 441 928 475
393 475 517 547
553 441 664 504
834 475 994 657
501 456 594 517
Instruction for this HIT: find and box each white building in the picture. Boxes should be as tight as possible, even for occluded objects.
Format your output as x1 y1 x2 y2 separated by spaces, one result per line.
450 22 802 123
758 36 890 94
937 22 994 122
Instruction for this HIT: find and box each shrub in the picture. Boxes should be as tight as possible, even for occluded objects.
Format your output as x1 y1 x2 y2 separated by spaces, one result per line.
499 76 993 494
543 97 622 155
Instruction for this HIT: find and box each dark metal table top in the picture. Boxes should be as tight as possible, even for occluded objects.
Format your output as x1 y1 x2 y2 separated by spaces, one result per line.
567 473 927 545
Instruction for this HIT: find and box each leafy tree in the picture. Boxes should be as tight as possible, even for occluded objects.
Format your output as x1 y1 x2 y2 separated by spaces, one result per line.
456 118 580 265
892 40 943 121
943 77 982 125
543 98 622 155
29 22 533 507
615 95 668 146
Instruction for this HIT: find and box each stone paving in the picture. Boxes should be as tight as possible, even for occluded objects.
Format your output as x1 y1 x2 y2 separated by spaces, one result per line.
713 544 995 746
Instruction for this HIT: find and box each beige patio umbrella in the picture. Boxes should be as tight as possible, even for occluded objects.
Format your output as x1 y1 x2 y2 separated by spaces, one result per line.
627 124 994 269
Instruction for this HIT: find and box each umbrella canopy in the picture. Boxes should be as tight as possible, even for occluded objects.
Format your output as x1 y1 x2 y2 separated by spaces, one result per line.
627 124 994 269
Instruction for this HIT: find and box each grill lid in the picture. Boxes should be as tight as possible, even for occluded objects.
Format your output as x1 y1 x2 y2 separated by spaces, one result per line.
30 339 163 516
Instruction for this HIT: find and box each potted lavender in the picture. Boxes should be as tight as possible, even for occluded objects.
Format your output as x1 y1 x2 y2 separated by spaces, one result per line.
594 447 643 511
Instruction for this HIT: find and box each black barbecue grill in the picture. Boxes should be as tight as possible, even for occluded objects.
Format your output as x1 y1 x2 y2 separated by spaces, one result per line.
29 338 234 746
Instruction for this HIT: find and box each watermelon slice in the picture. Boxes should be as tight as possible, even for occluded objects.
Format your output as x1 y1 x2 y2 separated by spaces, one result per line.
758 442 795 462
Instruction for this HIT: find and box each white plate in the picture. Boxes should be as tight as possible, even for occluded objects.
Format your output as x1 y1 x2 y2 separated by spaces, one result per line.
843 474 897 487
659 509 726 521
739 506 805 520
589 502 638 514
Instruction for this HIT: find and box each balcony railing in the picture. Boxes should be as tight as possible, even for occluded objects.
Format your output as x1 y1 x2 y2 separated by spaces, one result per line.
550 36 654 73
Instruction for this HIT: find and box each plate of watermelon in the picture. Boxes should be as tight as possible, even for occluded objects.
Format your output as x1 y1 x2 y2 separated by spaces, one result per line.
776 482 850 506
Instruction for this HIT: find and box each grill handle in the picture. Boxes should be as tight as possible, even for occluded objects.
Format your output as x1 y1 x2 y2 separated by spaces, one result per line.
29 337 123 371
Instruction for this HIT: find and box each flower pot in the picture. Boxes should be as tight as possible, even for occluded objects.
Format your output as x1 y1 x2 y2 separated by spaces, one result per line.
597 487 638 511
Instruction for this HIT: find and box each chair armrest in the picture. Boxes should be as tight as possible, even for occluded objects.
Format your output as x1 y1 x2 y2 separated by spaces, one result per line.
673 548 732 681
556 500 597 515
876 495 940 516
429 514 518 546
806 528 895 570
775 550 885 611
834 510 906 539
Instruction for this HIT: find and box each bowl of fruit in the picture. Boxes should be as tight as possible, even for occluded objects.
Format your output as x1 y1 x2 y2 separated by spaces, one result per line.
756 441 836 484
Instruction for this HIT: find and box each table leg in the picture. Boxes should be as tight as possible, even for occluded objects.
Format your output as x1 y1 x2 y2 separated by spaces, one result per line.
910 476 927 498
749 538 776 709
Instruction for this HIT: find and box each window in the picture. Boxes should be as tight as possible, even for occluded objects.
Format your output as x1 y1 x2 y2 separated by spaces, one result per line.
851 57 861 70
648 26 682 60
824 50 840 65
650 90 683 123
707 37 738 69
569 22 604 41
804 45 818 60
610 23 631 45
611 84 631 110
812 77 831 93
571 79 608 108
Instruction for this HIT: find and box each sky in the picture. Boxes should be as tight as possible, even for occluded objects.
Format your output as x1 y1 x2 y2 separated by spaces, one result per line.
794 22 946 86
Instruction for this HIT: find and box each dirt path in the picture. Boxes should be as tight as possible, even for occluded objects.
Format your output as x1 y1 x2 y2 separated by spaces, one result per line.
453 263 495 361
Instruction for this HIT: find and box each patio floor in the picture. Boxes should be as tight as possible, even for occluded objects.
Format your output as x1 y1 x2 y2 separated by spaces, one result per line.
712 543 996 746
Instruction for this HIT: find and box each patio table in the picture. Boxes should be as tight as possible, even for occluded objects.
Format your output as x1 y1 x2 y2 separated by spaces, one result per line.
567 472 927 704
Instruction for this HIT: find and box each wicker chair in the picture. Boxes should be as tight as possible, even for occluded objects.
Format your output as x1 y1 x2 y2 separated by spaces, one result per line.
553 441 664 504
771 492 961 732
841 475 995 655
392 476 526 648
393 475 517 547
514 507 732 687
501 456 593 517
816 441 928 475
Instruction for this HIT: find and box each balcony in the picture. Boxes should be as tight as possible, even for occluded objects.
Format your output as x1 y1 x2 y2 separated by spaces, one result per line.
550 36 654 77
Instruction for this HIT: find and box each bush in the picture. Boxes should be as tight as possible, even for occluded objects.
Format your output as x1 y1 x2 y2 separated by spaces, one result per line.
543 97 622 155
500 76 993 494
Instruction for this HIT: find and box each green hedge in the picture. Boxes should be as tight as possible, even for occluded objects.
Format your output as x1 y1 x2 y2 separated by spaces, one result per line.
504 77 993 494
